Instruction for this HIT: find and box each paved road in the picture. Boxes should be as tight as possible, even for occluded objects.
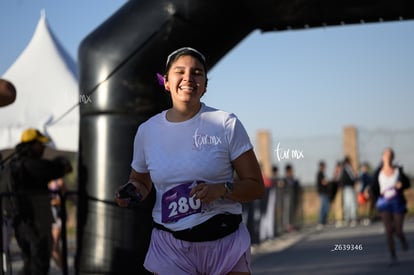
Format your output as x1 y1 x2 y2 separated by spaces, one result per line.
7 217 414 274
251 217 414 275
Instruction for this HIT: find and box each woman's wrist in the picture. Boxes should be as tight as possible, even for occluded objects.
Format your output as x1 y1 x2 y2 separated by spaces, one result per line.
128 180 148 197
221 181 234 199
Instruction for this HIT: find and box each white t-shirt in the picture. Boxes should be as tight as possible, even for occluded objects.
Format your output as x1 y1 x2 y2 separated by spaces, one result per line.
131 103 253 231
379 168 399 194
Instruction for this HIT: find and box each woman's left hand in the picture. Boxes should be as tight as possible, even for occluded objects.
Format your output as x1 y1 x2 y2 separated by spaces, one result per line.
396 181 403 189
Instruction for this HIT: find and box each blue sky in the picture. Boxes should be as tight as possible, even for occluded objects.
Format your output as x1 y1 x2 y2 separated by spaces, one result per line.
206 22 414 137
1 1 414 182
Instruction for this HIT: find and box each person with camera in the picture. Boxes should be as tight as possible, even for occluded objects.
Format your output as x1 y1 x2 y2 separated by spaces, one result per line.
12 128 70 275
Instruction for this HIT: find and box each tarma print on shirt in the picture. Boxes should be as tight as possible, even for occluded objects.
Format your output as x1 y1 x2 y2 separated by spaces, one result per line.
192 128 223 151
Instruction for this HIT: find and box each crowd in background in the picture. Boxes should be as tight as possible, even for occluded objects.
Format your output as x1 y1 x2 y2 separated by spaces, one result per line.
262 147 411 265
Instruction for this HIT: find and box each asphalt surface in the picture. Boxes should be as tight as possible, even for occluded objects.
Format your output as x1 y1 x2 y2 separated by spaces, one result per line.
251 217 414 275
6 217 414 274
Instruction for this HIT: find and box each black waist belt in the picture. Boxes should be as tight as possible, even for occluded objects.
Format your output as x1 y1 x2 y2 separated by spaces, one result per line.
153 213 242 242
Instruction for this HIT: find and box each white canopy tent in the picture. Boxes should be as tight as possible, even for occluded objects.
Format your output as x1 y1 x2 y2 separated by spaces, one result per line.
0 11 79 152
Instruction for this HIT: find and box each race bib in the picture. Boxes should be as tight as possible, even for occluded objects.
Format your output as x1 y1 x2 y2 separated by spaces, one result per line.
383 188 397 200
161 181 202 223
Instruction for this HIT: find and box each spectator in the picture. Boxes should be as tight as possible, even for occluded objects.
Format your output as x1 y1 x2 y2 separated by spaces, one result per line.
283 164 301 232
339 156 358 227
270 165 283 188
330 161 344 228
357 162 373 225
12 128 70 275
260 163 273 188
316 161 330 230
48 156 73 268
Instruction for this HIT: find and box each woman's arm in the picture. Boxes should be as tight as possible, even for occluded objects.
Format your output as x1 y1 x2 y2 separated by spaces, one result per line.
397 166 411 190
190 149 265 203
115 169 153 207
229 149 265 202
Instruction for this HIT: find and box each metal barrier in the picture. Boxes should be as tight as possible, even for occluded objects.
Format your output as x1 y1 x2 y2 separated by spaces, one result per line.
243 185 304 244
1 186 304 273
0 192 14 275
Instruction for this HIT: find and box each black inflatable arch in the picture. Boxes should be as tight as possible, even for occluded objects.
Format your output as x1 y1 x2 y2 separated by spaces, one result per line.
77 0 414 274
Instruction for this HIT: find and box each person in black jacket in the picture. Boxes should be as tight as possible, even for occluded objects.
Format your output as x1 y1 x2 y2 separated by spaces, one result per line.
282 164 301 232
13 128 70 275
371 148 410 265
316 161 330 229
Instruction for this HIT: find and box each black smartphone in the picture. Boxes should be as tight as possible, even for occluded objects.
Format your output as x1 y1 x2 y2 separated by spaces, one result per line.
118 182 142 205
118 182 137 198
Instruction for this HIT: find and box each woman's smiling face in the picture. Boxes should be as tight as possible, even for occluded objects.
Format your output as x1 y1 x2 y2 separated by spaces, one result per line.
164 55 207 105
